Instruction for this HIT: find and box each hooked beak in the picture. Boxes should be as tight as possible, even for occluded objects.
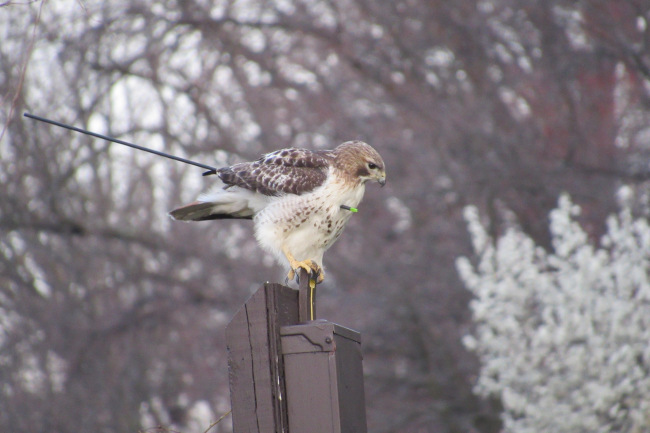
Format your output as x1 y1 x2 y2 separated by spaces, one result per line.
378 176 386 187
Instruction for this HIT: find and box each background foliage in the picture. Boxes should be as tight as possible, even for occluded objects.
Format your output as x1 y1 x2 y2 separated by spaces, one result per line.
458 190 650 433
1 1 649 432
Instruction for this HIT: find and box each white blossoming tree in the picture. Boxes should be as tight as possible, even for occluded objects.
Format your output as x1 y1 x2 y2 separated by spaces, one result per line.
457 189 650 433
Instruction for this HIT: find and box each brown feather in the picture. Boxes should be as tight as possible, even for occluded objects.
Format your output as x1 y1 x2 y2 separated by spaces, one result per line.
217 148 331 196
169 201 253 221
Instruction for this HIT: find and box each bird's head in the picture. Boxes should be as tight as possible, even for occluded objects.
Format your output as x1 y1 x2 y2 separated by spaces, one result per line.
335 140 386 187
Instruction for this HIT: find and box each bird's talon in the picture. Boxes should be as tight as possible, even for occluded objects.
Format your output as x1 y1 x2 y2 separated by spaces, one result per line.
286 259 324 285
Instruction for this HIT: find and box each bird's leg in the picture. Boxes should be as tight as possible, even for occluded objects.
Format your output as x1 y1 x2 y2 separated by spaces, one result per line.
282 247 325 284
283 248 320 321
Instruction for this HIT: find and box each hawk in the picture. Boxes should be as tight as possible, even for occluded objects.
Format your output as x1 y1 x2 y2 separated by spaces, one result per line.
169 140 386 284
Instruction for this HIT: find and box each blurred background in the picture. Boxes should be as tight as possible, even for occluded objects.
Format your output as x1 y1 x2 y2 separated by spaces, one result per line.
1 1 649 432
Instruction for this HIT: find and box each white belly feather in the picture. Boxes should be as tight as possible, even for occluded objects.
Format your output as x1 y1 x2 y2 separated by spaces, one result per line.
254 178 366 268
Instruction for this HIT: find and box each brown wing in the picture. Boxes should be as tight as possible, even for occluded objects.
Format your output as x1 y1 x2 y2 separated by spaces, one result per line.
217 148 331 196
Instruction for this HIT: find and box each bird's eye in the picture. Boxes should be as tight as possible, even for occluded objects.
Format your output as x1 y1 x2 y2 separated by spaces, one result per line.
368 162 378 170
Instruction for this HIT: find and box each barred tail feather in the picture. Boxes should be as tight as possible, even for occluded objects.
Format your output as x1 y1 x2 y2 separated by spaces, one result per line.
168 200 256 221
169 185 272 221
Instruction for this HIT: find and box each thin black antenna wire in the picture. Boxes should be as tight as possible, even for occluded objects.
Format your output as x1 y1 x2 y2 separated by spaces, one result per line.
23 112 218 175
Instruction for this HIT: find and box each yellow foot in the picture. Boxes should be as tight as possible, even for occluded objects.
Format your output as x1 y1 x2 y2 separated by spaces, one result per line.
286 259 325 284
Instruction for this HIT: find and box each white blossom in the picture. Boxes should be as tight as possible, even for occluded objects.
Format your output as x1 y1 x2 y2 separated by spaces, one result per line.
457 191 650 433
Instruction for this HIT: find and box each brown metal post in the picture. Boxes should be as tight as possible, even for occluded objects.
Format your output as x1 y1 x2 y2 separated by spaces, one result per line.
226 282 367 433
297 268 316 322
225 283 298 433
281 320 368 433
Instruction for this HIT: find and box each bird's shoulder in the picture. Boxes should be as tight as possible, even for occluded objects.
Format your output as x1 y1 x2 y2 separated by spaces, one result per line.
218 147 334 196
